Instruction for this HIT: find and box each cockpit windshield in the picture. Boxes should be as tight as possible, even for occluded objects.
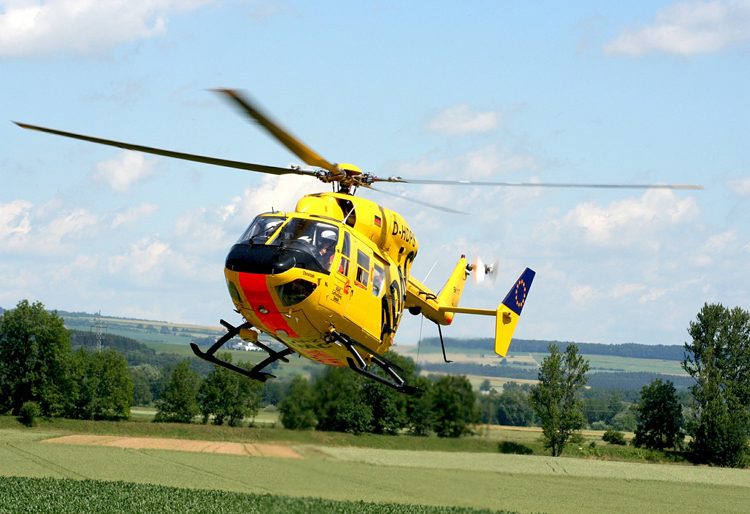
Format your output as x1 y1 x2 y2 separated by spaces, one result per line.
236 216 285 245
272 218 339 271
235 215 339 273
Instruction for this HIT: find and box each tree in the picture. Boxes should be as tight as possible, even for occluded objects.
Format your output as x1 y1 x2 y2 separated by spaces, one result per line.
154 360 201 423
129 364 163 406
429 375 480 438
362 351 414 435
683 303 750 467
314 367 372 434
66 348 133 421
279 375 318 430
530 343 590 456
0 300 72 416
405 375 434 436
197 354 262 426
633 379 684 450
495 389 533 427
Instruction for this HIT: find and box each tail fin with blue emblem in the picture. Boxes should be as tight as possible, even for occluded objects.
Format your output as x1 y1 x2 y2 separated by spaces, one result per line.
428 266 535 357
494 267 535 356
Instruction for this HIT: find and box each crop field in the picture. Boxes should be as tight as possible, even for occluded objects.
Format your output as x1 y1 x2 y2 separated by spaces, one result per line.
526 353 686 375
0 477 510 514
2 427 749 513
394 346 685 378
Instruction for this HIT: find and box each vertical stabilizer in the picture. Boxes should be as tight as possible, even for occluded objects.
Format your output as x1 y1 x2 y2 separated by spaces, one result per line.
436 256 469 324
495 267 535 357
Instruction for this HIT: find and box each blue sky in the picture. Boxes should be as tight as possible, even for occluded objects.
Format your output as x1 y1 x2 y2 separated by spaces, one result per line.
2 1 749 347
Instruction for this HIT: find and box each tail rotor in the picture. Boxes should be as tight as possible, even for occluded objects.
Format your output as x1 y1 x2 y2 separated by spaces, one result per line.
471 254 499 285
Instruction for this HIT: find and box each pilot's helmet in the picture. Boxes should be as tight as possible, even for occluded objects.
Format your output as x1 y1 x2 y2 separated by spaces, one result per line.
320 230 336 242
265 220 282 233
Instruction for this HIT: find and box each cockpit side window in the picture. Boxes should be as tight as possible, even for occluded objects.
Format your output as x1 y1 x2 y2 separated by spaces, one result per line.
237 216 285 244
338 232 351 277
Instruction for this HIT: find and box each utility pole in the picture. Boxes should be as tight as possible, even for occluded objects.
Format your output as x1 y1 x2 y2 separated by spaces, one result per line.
92 310 106 352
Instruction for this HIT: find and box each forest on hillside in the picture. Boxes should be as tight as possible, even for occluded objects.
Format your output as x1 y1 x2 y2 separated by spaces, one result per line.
419 337 686 361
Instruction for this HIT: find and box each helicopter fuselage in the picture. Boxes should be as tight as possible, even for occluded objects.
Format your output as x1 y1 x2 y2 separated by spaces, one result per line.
224 192 418 366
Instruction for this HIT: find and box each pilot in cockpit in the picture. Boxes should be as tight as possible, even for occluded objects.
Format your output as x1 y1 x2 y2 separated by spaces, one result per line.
317 230 337 269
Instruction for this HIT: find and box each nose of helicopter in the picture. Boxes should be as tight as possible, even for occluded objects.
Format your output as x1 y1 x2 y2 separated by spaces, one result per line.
225 243 330 275
225 244 296 275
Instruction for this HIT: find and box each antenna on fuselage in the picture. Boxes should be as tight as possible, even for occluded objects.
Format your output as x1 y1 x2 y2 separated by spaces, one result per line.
341 204 357 226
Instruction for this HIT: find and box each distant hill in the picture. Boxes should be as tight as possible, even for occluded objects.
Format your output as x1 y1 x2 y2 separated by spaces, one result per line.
420 337 686 361
420 361 694 391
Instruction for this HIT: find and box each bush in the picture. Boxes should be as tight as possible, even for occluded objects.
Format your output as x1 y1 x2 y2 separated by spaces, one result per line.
18 401 41 427
602 429 627 445
498 441 533 455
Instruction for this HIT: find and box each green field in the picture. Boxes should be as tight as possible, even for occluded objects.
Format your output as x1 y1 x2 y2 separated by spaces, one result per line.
394 345 686 379
0 477 509 514
1 425 748 514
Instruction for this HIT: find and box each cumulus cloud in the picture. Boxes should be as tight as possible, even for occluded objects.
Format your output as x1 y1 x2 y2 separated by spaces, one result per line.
110 203 159 228
604 0 750 56
726 176 750 197
0 199 99 254
93 151 160 193
559 189 700 246
0 0 218 58
0 199 33 240
428 104 503 136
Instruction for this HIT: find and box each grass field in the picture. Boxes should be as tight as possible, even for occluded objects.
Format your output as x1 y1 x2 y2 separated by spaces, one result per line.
2 426 749 514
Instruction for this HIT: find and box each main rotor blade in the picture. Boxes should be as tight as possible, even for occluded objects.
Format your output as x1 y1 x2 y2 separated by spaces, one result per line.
376 176 703 190
367 185 469 215
13 122 318 178
213 88 341 176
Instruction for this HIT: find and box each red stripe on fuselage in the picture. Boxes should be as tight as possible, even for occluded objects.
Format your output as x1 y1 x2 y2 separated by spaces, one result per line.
238 273 299 338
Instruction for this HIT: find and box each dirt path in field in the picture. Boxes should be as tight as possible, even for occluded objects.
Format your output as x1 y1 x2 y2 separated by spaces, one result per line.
39 435 303 459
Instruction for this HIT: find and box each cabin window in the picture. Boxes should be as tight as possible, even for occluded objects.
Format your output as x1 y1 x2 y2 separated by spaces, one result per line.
356 250 370 288
237 215 285 244
372 263 384 297
338 232 351 276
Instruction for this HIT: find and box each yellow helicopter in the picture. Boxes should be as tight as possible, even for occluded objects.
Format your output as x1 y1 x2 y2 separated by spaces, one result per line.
14 89 702 394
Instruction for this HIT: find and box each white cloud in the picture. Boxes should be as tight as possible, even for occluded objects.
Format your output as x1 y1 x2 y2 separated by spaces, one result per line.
726 176 750 197
110 203 159 228
560 189 700 246
93 151 160 193
0 0 219 58
604 0 750 56
0 199 33 240
428 104 503 136
0 199 99 254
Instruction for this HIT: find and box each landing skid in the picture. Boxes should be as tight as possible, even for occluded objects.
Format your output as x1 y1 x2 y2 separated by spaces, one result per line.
190 319 293 383
330 331 420 395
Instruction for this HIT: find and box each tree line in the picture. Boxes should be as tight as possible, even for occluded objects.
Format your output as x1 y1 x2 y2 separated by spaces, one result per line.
422 337 686 360
0 301 132 423
155 350 481 437
3 299 749 465
422 361 694 391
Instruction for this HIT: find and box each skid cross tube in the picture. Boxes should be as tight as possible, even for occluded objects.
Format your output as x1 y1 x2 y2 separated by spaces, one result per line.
332 331 420 395
190 319 293 382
